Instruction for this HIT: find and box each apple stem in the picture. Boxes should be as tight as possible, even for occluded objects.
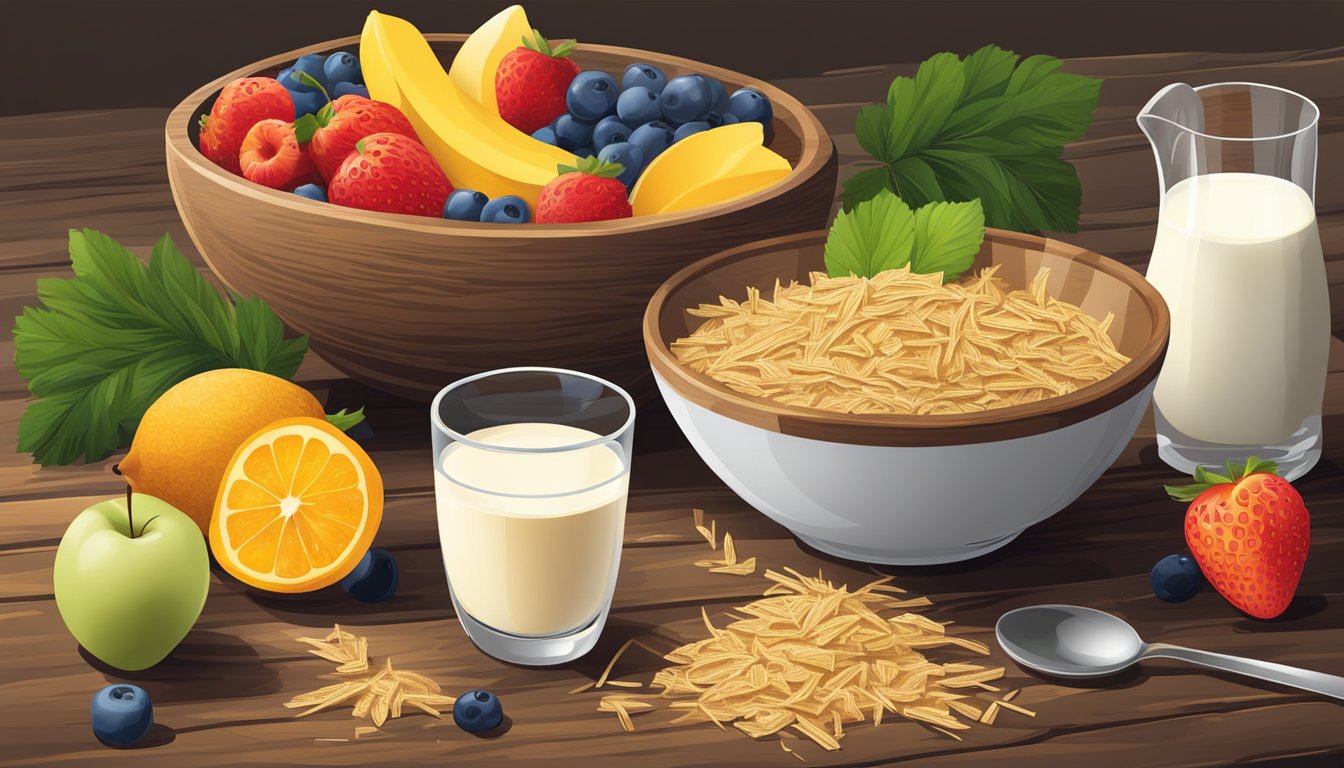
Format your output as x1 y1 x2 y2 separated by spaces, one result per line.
125 485 135 539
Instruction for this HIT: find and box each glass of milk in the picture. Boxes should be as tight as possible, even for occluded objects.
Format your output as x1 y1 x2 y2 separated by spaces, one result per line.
431 368 635 665
1139 82 1326 480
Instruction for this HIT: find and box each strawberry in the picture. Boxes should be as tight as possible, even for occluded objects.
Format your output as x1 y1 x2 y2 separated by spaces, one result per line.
536 156 633 224
1165 457 1310 619
238 119 315 190
296 94 420 183
328 132 453 218
198 77 294 175
496 29 580 135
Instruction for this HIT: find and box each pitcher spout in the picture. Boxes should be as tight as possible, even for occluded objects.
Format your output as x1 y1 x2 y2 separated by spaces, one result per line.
1137 83 1205 194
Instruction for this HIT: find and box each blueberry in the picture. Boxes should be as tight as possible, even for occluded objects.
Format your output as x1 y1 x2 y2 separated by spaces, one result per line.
288 54 329 93
345 419 374 444
705 112 726 128
293 183 327 202
616 86 661 127
444 189 490 222
1150 554 1201 603
453 689 503 733
597 141 645 187
324 51 362 87
566 70 620 122
552 114 595 151
720 113 740 125
531 126 558 145
674 121 710 142
628 121 676 162
621 62 667 94
333 82 369 100
277 66 295 90
592 116 632 151
706 78 729 114
727 87 773 127
570 144 596 159
339 548 398 603
480 195 531 224
661 75 714 124
289 89 328 119
91 684 153 747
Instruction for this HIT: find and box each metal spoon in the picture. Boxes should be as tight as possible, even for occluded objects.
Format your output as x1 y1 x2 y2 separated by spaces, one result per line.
995 604 1344 701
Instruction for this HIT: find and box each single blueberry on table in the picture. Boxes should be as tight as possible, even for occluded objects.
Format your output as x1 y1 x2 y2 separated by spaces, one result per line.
674 121 711 143
333 82 369 100
293 183 327 202
444 189 490 222
628 121 676 162
660 75 714 124
288 54 329 93
616 86 661 127
324 51 362 87
91 684 153 747
340 548 399 602
597 141 646 187
480 195 531 224
552 113 595 152
566 70 620 122
621 62 667 94
453 689 504 733
727 87 773 127
1150 554 1201 603
592 116 632 151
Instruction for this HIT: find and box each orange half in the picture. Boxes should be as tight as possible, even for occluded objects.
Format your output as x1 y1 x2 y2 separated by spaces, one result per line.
210 417 383 592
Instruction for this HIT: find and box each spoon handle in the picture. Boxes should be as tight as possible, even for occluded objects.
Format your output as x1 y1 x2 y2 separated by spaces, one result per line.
1142 643 1344 701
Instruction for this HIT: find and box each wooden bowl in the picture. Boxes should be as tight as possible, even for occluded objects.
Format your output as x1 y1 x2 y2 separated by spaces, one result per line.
644 230 1170 564
165 35 837 401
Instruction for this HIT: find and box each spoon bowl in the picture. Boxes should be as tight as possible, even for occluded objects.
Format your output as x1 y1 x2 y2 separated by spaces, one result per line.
996 605 1143 678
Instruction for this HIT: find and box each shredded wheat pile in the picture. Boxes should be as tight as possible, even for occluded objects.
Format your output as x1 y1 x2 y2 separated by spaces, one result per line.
585 567 1033 751
671 266 1129 415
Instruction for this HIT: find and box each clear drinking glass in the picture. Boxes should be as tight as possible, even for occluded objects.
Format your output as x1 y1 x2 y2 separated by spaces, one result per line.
431 368 635 666
1138 82 1328 480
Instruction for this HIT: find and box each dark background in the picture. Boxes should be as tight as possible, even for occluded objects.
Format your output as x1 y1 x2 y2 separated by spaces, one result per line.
5 0 1344 117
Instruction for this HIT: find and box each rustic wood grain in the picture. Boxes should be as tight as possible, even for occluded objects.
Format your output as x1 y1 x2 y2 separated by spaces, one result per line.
2 46 1344 767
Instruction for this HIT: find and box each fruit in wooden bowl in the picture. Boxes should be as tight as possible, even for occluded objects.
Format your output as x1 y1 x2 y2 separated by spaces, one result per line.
645 230 1170 564
165 10 836 401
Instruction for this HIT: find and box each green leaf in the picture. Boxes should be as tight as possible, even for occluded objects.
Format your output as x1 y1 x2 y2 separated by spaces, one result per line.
13 229 310 466
293 113 321 144
824 189 916 278
911 200 985 283
326 407 367 431
844 45 1101 233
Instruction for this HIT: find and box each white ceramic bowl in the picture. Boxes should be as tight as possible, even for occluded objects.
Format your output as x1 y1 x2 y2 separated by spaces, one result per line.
644 231 1169 565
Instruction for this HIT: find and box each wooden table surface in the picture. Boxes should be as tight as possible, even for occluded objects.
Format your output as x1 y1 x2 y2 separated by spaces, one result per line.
3 48 1344 767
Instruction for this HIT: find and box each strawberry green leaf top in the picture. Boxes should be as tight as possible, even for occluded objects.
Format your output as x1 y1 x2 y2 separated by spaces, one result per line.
522 28 577 59
557 156 625 179
1164 456 1280 502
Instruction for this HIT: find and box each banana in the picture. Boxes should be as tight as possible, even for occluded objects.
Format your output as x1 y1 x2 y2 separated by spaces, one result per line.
362 11 574 205
629 123 781 217
659 168 793 215
448 5 531 112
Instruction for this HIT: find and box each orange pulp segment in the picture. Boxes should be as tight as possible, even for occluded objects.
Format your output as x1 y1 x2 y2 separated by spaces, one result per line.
210 417 384 592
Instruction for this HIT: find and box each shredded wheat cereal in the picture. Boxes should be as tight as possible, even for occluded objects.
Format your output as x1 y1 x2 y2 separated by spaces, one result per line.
284 625 457 730
671 266 1129 415
584 569 1034 751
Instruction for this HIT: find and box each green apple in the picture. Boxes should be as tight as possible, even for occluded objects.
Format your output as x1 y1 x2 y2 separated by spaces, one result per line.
53 493 209 671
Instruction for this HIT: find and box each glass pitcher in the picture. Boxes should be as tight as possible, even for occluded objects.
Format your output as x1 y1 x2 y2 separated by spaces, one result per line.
1137 82 1327 481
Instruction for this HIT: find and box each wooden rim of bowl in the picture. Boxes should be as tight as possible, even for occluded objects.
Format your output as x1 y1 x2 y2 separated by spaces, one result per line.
165 33 833 236
644 229 1171 447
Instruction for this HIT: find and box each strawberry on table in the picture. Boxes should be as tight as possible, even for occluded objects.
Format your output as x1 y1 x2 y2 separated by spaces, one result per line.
238 119 315 190
198 77 294 175
297 94 420 183
1165 457 1310 619
536 156 633 224
328 132 453 218
496 28 580 135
